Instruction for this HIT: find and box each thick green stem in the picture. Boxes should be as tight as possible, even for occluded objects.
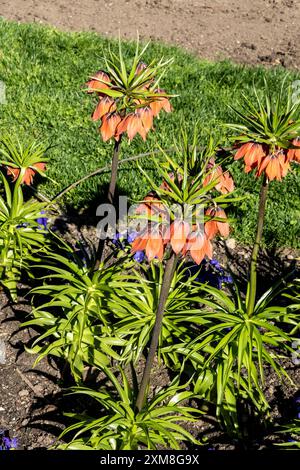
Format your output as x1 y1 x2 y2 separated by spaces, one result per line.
94 139 121 268
246 175 269 316
135 253 178 412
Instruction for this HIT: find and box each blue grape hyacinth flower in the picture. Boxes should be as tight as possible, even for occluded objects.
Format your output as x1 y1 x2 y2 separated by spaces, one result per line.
0 433 18 450
37 210 48 230
112 232 126 250
133 250 145 263
186 259 233 290
127 231 138 243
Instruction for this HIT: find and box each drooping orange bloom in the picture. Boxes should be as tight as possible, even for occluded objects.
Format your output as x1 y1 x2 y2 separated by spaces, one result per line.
6 162 46 185
216 171 235 194
86 66 172 143
131 193 171 261
287 138 300 163
114 107 154 142
205 207 230 239
170 220 190 254
135 194 166 217
92 97 116 121
100 113 122 142
203 159 235 194
183 228 213 265
86 70 111 94
234 141 295 181
132 219 215 265
256 150 291 181
130 161 233 263
131 227 168 261
234 142 267 173
138 107 153 135
149 88 172 117
126 113 147 141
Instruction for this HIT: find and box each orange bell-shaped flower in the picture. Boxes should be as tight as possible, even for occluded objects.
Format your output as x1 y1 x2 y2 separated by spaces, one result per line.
6 162 46 186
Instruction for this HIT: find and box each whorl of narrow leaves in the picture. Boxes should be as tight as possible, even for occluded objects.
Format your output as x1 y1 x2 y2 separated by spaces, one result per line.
129 133 237 264
57 370 202 450
0 135 48 186
228 78 300 181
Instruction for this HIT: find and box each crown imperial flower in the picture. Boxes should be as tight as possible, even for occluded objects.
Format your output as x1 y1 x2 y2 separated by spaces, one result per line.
6 162 46 185
85 41 173 143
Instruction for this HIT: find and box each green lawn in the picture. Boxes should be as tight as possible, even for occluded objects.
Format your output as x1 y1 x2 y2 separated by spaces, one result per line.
0 19 299 247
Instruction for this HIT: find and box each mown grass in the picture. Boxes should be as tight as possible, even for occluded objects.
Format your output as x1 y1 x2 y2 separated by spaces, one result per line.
0 19 299 247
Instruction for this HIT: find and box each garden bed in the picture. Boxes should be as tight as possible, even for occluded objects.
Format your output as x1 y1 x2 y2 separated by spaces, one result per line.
0 216 299 449
0 15 299 452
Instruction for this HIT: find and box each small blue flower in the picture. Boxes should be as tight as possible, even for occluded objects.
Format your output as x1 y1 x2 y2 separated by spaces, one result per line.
133 251 145 263
127 231 138 243
37 210 48 230
210 259 222 271
222 275 233 284
184 259 233 291
10 438 17 449
112 233 120 245
112 232 126 250
2 436 17 450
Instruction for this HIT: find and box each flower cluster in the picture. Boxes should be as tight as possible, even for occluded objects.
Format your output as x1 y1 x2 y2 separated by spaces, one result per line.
86 65 172 143
0 431 17 450
6 162 46 185
234 138 300 181
0 136 48 187
130 165 233 264
112 231 233 289
37 210 48 230
186 258 233 290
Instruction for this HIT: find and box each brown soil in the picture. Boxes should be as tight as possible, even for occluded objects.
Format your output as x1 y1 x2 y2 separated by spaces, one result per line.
0 0 300 68
0 292 62 449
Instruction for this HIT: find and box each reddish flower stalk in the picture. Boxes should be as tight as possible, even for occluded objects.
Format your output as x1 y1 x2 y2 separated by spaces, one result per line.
135 252 178 412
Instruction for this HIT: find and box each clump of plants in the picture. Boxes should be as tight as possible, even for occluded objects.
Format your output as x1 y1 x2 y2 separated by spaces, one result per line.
1 39 300 450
